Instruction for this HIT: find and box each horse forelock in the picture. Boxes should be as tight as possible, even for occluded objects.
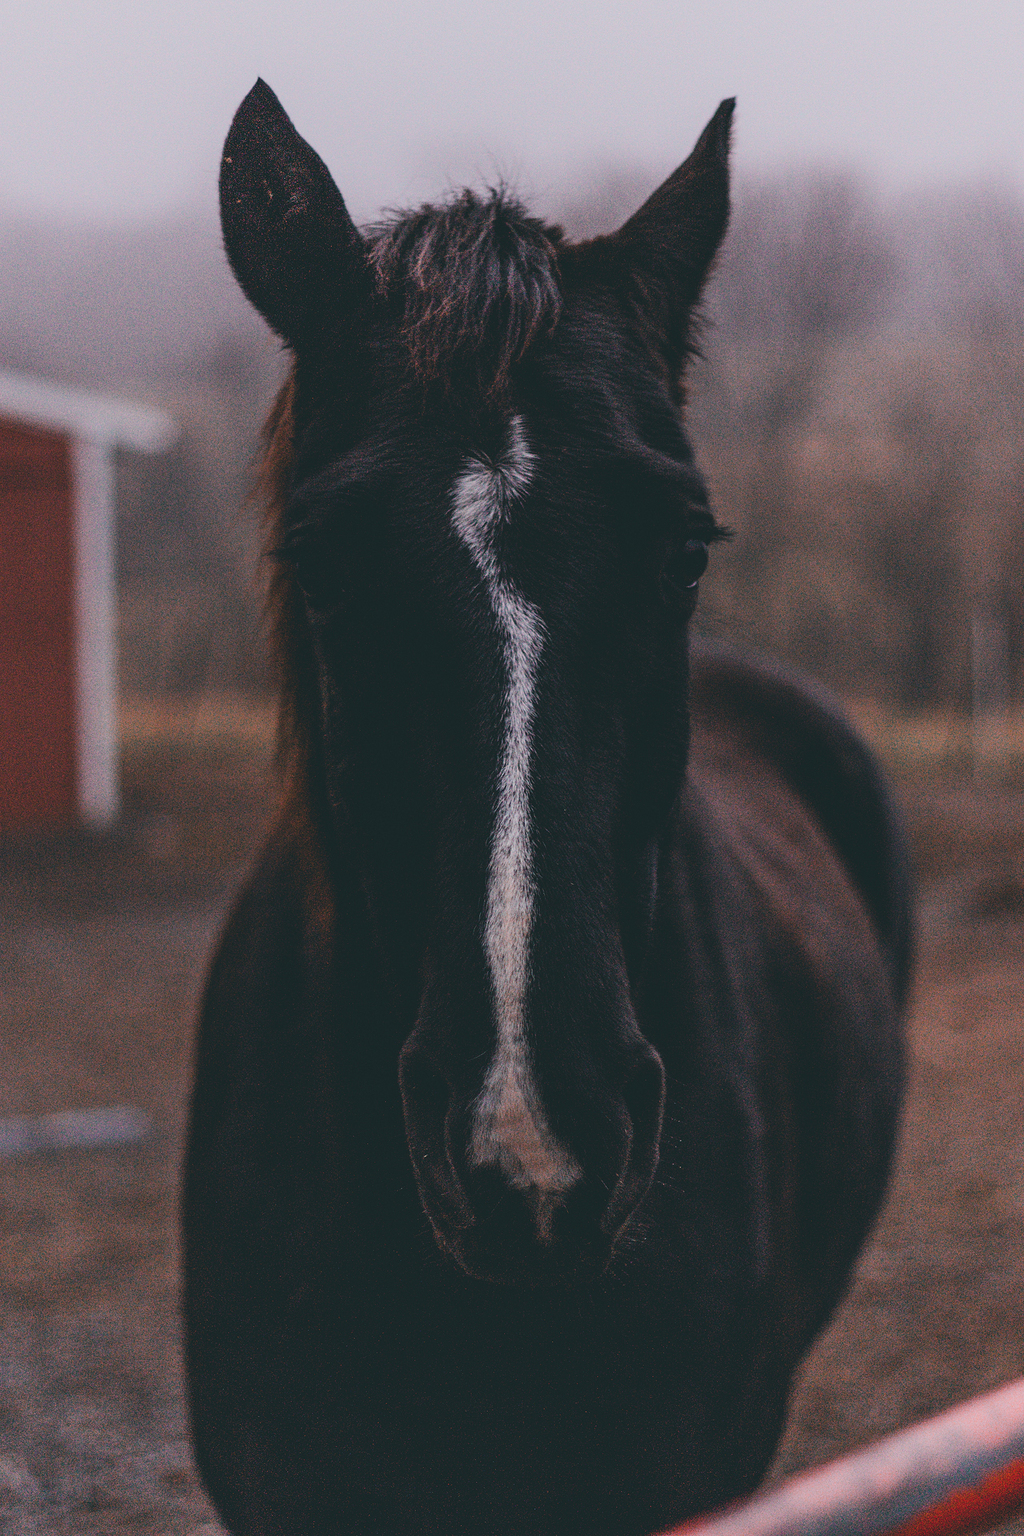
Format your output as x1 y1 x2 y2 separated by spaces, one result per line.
367 188 563 397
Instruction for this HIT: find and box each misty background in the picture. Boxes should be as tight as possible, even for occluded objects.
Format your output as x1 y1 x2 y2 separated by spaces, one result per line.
3 0 1023 713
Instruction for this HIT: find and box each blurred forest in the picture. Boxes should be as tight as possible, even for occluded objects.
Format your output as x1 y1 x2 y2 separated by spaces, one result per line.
3 167 1023 708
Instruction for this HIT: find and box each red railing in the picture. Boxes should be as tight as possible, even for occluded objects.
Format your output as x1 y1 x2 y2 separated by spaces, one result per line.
661 1379 1024 1536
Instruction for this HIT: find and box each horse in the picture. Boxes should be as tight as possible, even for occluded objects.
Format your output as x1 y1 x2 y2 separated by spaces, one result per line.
183 79 911 1536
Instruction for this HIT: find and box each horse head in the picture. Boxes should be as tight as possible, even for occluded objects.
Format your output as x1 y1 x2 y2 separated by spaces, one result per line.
220 80 732 1284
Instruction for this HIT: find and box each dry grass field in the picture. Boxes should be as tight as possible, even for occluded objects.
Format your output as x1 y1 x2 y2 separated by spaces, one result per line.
1 693 1022 1534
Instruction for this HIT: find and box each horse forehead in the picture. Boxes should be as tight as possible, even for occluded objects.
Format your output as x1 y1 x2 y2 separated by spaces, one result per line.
450 414 535 521
444 411 624 633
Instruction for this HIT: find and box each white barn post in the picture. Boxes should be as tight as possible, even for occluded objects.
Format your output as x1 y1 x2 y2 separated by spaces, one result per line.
0 368 176 830
72 436 119 827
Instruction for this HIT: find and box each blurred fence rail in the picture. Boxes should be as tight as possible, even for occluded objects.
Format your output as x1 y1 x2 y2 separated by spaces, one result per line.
660 1380 1024 1536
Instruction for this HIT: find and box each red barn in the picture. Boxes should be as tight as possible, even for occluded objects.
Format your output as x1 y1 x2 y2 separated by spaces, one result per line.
0 371 176 831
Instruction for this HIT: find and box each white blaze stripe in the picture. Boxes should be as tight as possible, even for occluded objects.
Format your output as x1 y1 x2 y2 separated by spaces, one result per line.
451 415 582 1214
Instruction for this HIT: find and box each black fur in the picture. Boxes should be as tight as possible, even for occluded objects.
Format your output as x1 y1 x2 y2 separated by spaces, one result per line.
368 187 563 398
186 81 910 1536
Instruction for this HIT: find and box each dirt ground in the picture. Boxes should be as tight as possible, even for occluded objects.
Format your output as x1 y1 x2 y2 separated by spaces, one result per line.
1 698 1023 1535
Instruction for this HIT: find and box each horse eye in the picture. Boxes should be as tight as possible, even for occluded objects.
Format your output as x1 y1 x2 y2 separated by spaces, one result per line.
663 539 709 599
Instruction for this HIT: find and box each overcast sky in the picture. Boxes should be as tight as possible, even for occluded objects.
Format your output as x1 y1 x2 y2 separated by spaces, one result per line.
1 0 1022 228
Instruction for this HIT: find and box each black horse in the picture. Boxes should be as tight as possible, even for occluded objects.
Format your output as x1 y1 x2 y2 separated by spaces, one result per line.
184 80 910 1536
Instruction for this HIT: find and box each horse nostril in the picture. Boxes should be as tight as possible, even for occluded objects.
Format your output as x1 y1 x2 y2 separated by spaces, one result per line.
601 1047 666 1240
398 1043 475 1234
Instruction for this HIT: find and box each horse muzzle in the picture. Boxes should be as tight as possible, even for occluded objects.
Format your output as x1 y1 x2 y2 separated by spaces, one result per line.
398 1035 666 1286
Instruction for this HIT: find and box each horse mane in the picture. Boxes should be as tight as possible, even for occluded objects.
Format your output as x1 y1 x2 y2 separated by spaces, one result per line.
261 188 566 811
258 373 317 809
367 187 563 398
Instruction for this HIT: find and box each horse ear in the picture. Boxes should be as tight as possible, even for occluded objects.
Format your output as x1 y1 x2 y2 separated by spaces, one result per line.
618 98 734 309
220 79 371 351
572 99 734 359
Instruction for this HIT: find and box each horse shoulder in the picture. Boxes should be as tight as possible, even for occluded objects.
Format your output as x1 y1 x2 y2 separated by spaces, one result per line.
684 642 909 1319
184 812 349 1287
689 639 913 1009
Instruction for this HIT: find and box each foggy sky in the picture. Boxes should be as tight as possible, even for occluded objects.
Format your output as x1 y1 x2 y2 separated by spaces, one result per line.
1 0 1022 228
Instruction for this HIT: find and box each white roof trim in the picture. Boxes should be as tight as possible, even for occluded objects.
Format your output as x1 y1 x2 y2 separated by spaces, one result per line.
0 368 177 453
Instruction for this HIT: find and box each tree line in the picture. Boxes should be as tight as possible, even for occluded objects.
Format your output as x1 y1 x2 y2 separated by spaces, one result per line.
2 170 1022 708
